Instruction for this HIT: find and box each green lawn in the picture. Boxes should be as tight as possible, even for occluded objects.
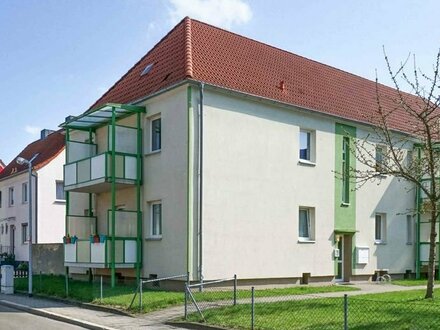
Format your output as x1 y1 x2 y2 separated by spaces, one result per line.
186 289 440 330
392 279 440 286
14 275 357 314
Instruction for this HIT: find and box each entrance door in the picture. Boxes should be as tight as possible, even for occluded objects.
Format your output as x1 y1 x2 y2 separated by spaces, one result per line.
335 234 353 282
335 235 344 280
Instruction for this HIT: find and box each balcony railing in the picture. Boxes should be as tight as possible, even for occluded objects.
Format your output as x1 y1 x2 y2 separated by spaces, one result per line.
64 238 137 267
64 152 138 192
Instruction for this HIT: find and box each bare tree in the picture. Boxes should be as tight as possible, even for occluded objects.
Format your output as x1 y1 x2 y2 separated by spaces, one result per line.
351 48 440 298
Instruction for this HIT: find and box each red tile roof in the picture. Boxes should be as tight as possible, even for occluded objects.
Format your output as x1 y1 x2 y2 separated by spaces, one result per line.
89 17 419 133
0 131 65 180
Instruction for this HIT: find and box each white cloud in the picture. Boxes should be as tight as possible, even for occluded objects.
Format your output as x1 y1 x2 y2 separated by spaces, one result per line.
24 125 41 135
168 0 252 30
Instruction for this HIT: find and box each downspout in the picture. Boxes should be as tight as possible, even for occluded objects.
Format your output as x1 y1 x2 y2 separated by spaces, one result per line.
198 82 204 285
32 173 38 244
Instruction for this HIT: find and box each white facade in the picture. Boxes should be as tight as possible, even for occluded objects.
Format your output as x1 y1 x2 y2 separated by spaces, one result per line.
0 149 65 262
140 84 415 281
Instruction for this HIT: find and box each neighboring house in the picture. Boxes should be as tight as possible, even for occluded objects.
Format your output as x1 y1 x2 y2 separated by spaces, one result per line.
62 17 419 286
0 160 5 173
0 129 65 261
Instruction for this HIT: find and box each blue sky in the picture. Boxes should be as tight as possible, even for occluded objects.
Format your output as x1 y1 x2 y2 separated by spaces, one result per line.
1 0 438 164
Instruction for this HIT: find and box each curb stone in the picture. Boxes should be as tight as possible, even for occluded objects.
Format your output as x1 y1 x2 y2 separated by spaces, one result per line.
0 299 116 330
166 321 228 330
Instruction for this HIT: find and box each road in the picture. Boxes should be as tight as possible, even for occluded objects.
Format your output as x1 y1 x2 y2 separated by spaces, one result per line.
0 304 86 329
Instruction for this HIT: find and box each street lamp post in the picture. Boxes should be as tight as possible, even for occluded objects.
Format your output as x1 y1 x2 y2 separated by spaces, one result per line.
16 155 38 297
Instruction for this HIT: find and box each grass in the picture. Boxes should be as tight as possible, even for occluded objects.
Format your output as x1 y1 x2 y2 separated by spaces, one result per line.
392 278 440 286
14 275 358 314
187 289 440 330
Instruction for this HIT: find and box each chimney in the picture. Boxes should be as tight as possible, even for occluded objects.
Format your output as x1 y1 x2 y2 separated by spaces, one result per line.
40 129 55 140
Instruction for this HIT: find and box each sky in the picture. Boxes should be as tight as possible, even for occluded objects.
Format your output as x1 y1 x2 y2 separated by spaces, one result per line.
0 0 439 165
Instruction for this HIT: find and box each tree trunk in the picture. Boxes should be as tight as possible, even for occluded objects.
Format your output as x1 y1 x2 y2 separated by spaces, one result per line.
425 204 438 299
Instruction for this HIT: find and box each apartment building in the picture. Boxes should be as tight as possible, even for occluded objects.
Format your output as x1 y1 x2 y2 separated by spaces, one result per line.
0 130 65 261
62 17 419 286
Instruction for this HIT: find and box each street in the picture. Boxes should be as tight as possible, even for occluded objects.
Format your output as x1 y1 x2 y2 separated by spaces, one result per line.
0 304 86 329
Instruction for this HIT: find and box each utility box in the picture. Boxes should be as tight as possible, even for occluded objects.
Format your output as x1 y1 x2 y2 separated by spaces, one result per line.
1 265 14 294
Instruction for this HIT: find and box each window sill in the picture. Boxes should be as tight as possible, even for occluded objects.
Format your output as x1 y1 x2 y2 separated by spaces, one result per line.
54 199 66 204
298 159 316 167
145 150 161 156
341 202 350 207
374 240 387 245
298 239 315 244
146 236 162 241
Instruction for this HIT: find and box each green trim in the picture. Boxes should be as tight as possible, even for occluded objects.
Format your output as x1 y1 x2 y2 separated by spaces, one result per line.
136 110 142 282
187 86 194 278
111 107 116 287
334 123 356 232
334 123 357 278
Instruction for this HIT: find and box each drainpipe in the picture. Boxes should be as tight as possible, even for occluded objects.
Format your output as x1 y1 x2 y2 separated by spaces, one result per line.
198 83 204 287
32 173 38 244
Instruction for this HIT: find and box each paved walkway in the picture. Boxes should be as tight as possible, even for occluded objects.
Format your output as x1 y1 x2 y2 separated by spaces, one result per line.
0 282 429 329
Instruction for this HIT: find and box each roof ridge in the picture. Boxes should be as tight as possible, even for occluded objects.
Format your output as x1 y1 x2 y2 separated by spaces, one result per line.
184 17 193 78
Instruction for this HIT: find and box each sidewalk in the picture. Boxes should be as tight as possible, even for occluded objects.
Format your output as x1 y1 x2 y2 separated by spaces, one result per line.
0 293 184 330
0 282 428 329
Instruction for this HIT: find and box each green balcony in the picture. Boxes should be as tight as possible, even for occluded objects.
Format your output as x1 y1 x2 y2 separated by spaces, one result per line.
64 152 138 193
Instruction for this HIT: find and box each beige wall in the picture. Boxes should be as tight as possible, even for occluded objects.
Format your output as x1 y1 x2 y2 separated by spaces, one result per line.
140 86 188 278
201 89 336 280
354 128 415 275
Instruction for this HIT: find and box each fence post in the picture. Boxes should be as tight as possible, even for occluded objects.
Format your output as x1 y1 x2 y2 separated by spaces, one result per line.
100 275 103 303
39 271 42 292
139 279 143 313
251 287 255 330
184 283 188 320
233 274 237 306
344 294 348 330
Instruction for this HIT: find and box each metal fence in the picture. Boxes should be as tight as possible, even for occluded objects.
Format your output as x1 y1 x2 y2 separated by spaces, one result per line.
129 273 188 312
185 288 440 330
184 275 237 321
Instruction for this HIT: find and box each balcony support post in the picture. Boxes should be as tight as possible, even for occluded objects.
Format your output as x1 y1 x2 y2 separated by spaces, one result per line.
111 107 117 288
136 111 142 282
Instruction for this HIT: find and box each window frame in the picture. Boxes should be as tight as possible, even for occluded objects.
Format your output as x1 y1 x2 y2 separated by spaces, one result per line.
55 180 66 201
342 136 350 204
8 187 14 207
298 207 315 242
150 116 162 152
375 213 387 244
22 223 29 244
150 201 162 238
375 145 386 173
22 182 28 204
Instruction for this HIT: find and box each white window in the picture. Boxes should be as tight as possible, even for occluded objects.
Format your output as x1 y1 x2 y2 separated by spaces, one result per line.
8 187 14 206
22 223 29 243
150 202 162 237
22 182 28 204
299 129 315 163
298 207 315 241
375 145 386 172
406 215 414 244
151 117 161 152
375 213 386 243
406 150 413 168
56 181 65 200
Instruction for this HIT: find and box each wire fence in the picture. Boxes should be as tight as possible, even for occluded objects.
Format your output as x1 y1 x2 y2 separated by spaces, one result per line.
185 275 237 321
185 288 440 330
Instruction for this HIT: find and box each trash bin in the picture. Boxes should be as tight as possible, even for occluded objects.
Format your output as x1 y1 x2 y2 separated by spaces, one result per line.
1 265 14 294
